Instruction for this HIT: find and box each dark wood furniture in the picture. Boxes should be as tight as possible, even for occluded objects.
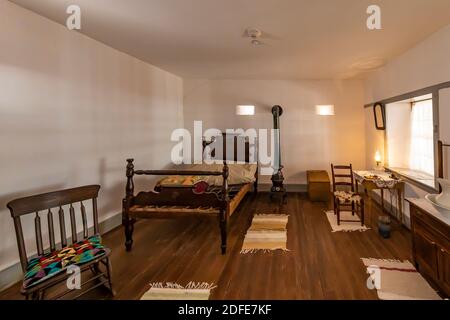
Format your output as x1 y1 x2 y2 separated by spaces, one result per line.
7 185 114 300
331 164 365 226
123 135 257 255
408 198 450 297
307 170 330 202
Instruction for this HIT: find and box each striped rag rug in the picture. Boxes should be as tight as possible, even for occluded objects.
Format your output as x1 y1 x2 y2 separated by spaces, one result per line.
141 282 216 300
362 258 442 300
241 214 289 254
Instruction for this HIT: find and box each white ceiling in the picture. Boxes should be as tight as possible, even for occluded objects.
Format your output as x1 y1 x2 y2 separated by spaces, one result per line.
10 0 450 80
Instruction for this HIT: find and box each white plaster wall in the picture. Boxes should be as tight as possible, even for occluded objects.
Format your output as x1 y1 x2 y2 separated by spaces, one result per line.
0 1 183 273
183 79 366 185
364 24 450 104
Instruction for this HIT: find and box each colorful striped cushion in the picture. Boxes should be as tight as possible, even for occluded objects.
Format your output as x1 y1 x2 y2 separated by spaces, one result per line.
23 235 106 289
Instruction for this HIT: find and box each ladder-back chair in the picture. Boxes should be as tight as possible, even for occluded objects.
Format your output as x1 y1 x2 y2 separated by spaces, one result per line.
331 164 365 226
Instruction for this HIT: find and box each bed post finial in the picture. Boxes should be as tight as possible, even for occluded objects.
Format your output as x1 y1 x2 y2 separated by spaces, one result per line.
126 159 135 198
222 161 229 183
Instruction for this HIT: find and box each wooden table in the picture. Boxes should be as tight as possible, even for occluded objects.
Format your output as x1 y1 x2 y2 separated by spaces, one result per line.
353 170 405 225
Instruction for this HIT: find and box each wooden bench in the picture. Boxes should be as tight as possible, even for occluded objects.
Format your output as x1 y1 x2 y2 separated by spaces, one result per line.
307 170 331 202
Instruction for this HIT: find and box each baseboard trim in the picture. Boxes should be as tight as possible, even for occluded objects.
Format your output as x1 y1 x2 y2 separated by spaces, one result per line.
99 212 122 235
0 212 123 292
0 262 22 293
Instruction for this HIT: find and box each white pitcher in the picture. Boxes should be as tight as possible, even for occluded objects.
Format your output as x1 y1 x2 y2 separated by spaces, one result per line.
436 178 450 207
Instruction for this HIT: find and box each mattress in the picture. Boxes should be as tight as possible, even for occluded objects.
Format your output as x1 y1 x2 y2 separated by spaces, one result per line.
157 163 257 187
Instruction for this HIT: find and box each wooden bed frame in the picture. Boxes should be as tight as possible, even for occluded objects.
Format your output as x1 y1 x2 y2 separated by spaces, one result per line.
122 135 257 254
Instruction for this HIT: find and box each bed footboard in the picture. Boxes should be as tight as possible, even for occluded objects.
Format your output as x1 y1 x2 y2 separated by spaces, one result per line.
122 159 230 254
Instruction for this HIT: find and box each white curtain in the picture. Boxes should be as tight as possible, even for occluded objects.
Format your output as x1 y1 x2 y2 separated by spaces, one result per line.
409 100 434 176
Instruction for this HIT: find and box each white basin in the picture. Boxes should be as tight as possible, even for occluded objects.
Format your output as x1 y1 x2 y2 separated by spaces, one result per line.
436 178 450 205
426 178 450 211
425 194 450 211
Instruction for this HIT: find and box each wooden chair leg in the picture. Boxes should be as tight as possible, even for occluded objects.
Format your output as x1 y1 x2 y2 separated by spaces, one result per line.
360 199 365 226
333 197 337 215
31 291 41 300
105 258 115 297
90 260 114 296
90 262 100 276
337 204 341 226
351 202 355 216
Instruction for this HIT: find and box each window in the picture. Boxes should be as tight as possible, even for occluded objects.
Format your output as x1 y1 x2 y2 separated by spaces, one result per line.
409 99 434 175
385 94 436 188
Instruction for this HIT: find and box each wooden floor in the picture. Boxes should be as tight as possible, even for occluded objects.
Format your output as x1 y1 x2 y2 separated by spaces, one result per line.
0 192 412 300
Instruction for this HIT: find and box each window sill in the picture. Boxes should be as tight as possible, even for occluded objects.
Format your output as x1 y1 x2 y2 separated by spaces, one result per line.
385 167 438 193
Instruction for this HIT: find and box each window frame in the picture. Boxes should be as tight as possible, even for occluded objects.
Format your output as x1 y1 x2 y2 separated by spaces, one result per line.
365 85 443 192
383 91 439 192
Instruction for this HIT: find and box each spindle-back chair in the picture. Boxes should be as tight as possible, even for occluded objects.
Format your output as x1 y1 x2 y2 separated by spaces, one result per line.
331 164 365 226
7 185 114 300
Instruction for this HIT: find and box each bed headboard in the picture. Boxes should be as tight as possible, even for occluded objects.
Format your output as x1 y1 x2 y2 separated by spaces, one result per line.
202 133 255 163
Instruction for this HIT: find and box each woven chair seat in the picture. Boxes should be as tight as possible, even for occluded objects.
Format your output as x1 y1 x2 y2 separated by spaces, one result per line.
334 190 362 204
